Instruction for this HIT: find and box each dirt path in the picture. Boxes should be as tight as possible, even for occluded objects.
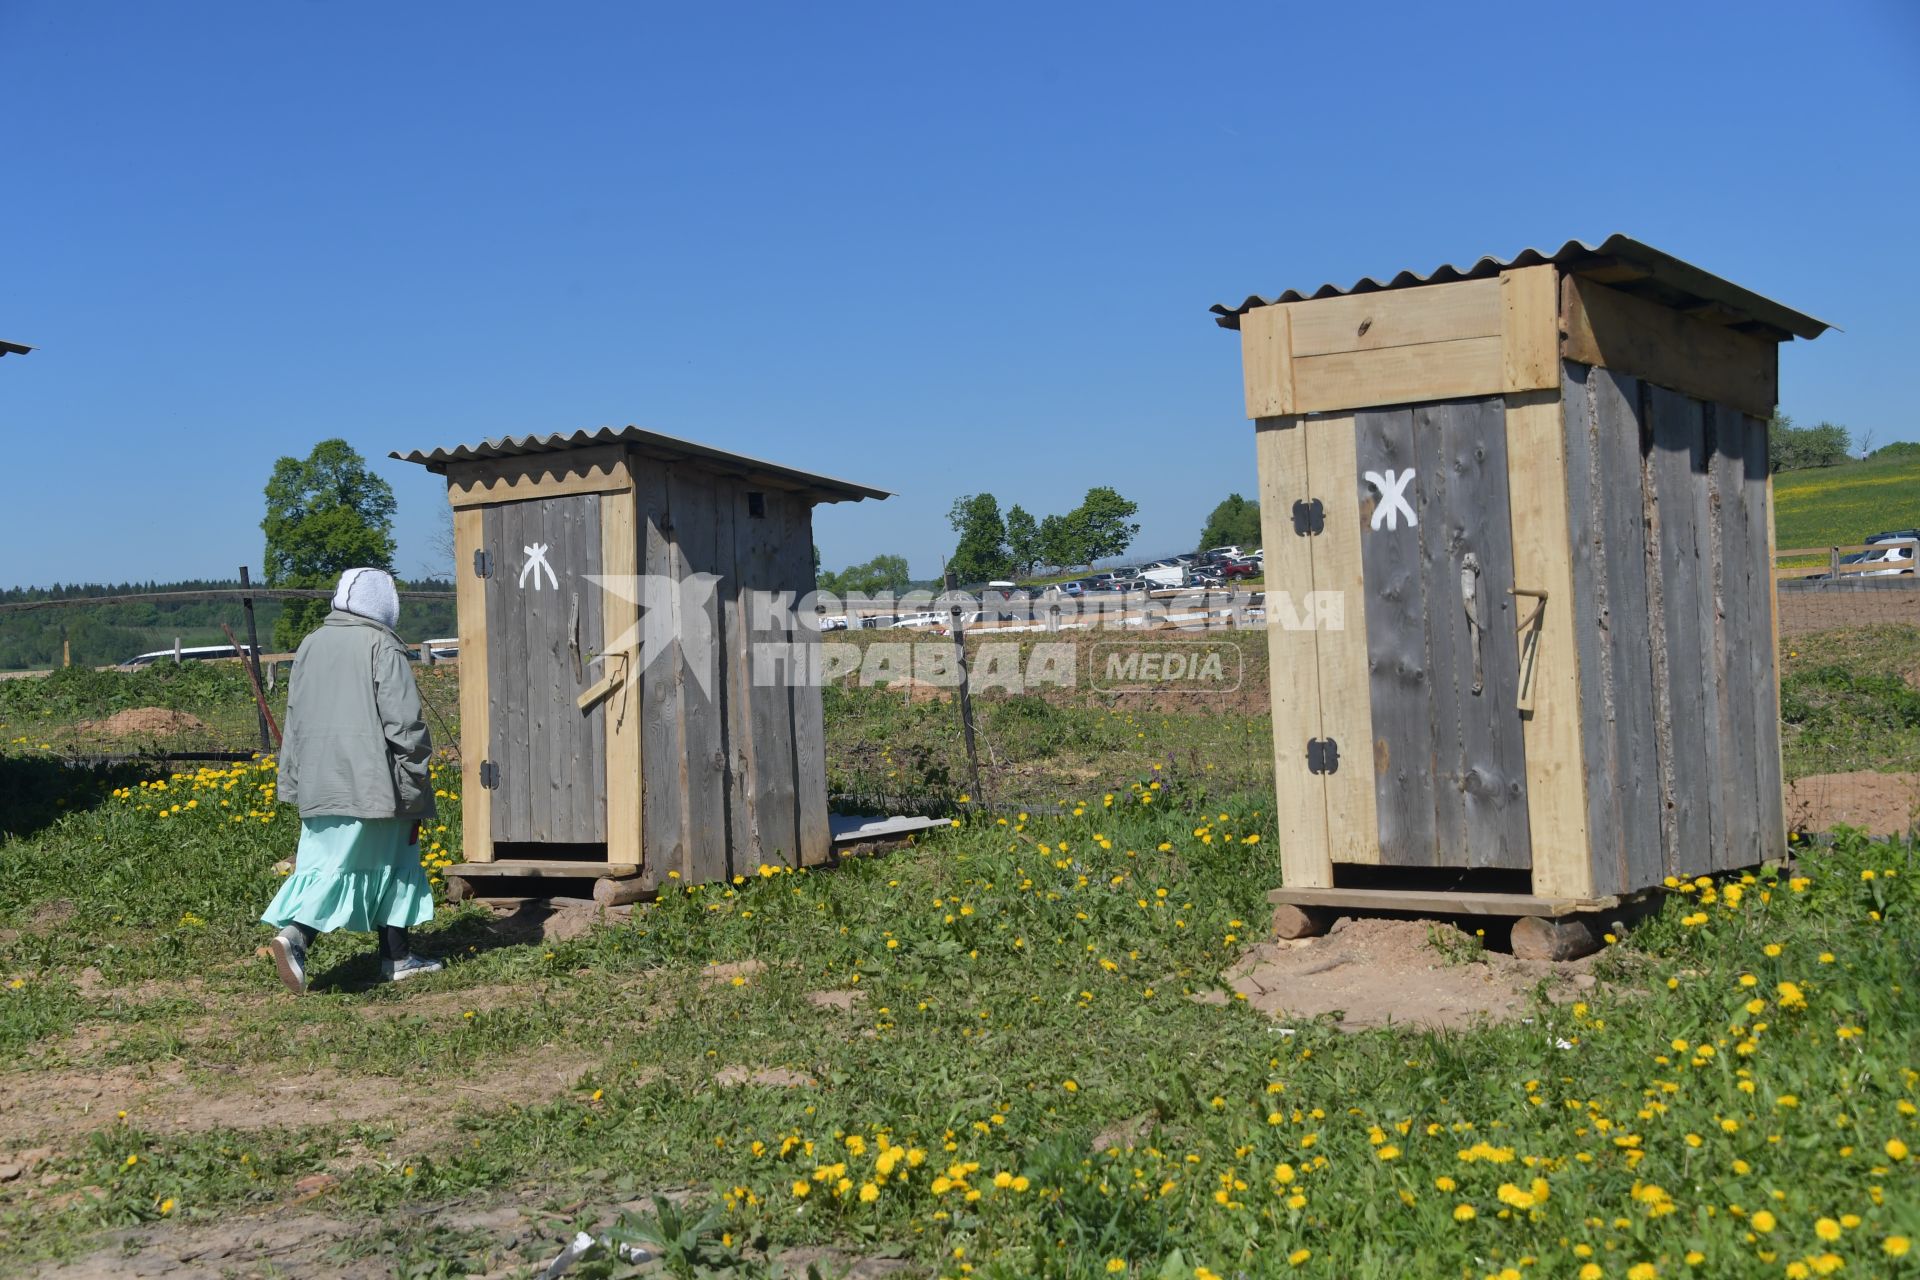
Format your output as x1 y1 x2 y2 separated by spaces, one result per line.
1786 770 1920 837
1217 917 1599 1031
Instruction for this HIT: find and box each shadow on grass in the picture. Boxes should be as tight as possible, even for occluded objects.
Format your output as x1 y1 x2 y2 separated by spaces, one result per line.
302 900 563 994
0 755 155 840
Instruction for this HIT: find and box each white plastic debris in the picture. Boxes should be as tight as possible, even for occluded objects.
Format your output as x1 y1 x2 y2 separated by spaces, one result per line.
540 1231 655 1279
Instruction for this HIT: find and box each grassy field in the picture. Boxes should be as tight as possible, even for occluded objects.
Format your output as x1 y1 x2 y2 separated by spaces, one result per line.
1779 626 1920 778
1 754 1917 1276
1773 454 1920 552
0 623 1915 1275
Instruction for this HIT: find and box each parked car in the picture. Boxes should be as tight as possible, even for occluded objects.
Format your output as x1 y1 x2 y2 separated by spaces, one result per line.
890 612 948 630
1214 557 1259 580
1865 529 1920 546
119 644 258 670
818 614 850 631
1837 544 1915 576
1042 581 1085 598
1203 545 1245 561
1141 563 1186 588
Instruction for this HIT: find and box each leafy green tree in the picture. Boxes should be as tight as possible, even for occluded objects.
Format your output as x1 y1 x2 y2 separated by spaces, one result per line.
1004 505 1042 578
1038 513 1077 572
1197 493 1262 553
1063 486 1140 565
946 493 1010 583
262 440 397 649
821 554 912 596
1768 413 1853 472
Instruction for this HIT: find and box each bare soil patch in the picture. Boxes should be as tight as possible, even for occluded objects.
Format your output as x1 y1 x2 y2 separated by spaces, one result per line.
806 988 865 1011
1786 770 1920 838
1 1009 590 1152
71 708 210 739
714 1065 815 1088
1222 918 1596 1031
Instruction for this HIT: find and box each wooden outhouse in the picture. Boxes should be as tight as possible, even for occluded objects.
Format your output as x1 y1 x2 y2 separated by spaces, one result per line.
393 427 888 894
1215 237 1829 947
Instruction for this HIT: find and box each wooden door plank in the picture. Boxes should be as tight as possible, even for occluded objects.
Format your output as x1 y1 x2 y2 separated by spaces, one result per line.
1435 396 1532 869
669 468 729 884
637 463 686 887
1761 454 1788 862
1410 403 1470 862
600 477 642 867
575 493 609 843
720 478 762 873
1505 390 1592 897
452 505 493 862
741 485 804 868
1560 363 1626 895
1354 407 1437 867
780 492 831 867
1302 414 1379 866
1590 368 1666 892
1254 417 1331 888
1740 412 1789 864
1647 386 1716 878
1711 403 1763 871
485 502 529 844
523 498 561 844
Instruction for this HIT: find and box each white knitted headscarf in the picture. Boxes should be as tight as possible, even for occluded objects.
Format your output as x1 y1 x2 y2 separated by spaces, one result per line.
332 567 400 631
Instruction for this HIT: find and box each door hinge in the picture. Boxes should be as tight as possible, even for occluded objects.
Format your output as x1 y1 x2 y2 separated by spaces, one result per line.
473 549 493 579
1291 499 1325 536
1306 737 1339 775
478 760 500 789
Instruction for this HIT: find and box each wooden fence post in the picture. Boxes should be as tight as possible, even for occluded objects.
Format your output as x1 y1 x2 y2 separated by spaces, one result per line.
239 567 272 753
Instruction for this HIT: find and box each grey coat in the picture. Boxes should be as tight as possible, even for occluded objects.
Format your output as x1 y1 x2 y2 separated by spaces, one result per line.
277 609 437 821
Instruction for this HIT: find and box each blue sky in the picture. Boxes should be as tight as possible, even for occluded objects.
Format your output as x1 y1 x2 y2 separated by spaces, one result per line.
2 1 1915 586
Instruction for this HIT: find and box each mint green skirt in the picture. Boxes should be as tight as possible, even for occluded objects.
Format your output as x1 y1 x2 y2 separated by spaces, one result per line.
261 816 435 933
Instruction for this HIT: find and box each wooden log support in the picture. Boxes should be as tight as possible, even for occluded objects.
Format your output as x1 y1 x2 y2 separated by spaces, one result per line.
1272 903 1335 941
592 874 652 907
1509 914 1603 962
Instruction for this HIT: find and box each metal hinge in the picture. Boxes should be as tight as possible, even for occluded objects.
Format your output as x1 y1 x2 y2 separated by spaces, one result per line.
1306 737 1339 775
479 760 500 789
1291 499 1325 536
473 549 492 579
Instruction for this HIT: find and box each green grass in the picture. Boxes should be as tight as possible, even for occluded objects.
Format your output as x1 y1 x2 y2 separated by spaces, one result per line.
3 747 1919 1276
1773 454 1920 552
1781 626 1920 778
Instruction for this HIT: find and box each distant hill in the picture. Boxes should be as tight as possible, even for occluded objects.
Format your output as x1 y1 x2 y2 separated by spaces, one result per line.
1772 453 1920 551
0 579 457 672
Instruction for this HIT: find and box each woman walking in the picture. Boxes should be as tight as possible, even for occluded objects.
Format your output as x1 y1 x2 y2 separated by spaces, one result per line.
263 567 443 993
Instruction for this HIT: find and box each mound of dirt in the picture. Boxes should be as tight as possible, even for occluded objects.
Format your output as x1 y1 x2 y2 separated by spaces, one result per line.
74 707 211 738
1786 771 1920 838
1220 917 1596 1031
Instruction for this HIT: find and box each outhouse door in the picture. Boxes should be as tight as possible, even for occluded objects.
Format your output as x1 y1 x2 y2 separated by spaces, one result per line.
1263 398 1532 874
479 493 609 849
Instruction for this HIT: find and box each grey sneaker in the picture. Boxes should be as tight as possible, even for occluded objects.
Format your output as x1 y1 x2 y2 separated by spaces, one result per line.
380 954 444 983
268 929 308 995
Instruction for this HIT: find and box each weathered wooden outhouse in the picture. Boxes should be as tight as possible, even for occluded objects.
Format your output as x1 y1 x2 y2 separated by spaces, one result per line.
1215 237 1829 949
393 427 888 895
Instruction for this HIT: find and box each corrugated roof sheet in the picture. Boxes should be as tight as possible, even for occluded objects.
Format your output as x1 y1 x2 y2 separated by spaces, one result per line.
0 340 33 357
391 425 890 504
1211 235 1831 341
